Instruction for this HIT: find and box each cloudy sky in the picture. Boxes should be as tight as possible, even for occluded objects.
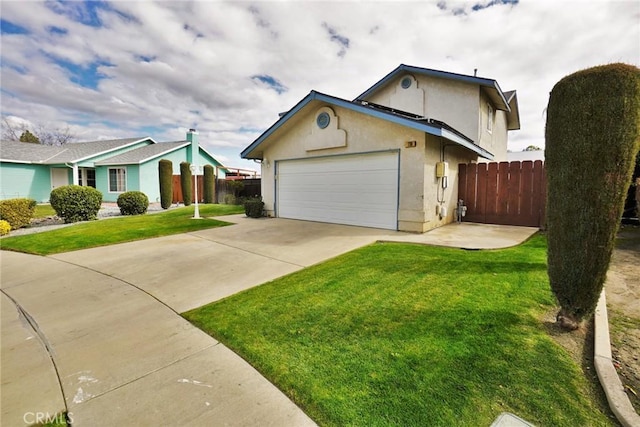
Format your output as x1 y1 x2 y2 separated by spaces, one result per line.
1 0 638 170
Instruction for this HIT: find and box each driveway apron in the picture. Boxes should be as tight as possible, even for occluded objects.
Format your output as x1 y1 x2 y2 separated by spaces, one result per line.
1 215 537 425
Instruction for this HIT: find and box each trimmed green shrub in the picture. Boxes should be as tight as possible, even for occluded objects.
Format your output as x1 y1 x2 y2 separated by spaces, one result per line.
203 165 215 204
228 180 244 198
180 162 192 206
159 159 173 210
244 197 264 218
50 185 102 223
223 194 236 205
0 198 36 229
0 219 12 235
117 191 149 215
545 63 640 330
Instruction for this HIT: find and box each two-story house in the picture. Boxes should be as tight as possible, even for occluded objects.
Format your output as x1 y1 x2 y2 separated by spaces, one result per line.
241 64 520 232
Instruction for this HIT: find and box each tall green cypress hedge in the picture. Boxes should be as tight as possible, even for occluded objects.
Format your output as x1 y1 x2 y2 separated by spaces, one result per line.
158 159 173 209
203 165 215 204
180 162 193 206
545 63 640 330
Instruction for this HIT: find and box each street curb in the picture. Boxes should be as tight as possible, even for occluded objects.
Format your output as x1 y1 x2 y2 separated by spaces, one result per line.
594 290 640 427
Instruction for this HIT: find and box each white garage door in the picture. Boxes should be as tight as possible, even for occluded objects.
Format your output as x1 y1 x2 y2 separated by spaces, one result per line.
277 151 399 230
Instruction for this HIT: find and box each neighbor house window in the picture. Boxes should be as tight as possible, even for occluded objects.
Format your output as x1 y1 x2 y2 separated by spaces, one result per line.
86 169 96 188
108 168 126 192
79 168 96 188
487 103 494 132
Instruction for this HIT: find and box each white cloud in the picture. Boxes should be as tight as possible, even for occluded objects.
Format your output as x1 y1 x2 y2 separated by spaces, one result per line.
1 0 639 168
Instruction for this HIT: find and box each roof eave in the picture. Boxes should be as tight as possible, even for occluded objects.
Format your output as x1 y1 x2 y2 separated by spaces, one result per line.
63 137 156 164
241 91 320 159
242 91 494 161
355 64 510 112
0 158 33 164
505 91 521 130
441 128 494 160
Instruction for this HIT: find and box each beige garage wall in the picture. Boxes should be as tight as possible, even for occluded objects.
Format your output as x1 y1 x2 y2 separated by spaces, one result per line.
260 102 479 232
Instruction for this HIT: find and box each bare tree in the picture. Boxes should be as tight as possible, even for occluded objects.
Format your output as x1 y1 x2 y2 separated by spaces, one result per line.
1 116 20 141
34 122 75 145
2 116 75 145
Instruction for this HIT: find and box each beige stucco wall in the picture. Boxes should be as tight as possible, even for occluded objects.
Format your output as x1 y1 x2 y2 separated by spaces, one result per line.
259 102 477 232
364 73 514 161
364 74 480 143
419 135 477 232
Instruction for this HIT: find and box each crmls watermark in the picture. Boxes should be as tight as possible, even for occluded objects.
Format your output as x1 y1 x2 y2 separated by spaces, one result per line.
23 411 73 425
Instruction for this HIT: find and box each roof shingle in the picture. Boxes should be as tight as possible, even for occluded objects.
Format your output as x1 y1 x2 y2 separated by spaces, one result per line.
0 138 149 163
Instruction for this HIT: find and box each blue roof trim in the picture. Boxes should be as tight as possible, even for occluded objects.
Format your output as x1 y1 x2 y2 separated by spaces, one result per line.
241 90 494 160
355 64 510 112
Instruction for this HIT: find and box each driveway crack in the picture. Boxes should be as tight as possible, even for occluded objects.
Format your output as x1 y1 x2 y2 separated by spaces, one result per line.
1 289 70 417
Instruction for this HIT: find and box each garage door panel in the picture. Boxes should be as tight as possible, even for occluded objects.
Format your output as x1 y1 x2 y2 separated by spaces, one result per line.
279 184 397 201
277 152 399 230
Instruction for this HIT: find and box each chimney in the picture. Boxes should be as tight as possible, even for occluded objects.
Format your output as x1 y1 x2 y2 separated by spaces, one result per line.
187 128 198 164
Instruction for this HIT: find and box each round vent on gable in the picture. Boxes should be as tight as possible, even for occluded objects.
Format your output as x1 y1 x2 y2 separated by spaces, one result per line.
401 77 412 89
316 112 330 129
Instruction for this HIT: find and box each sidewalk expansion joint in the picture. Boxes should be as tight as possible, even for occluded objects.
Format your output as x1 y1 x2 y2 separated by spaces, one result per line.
49 257 187 318
187 232 307 268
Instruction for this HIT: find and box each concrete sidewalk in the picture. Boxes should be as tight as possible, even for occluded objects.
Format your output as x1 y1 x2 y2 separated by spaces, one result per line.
0 250 315 426
1 217 537 426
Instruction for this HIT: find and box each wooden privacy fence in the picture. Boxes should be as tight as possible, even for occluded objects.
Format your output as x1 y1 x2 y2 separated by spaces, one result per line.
172 175 204 204
171 176 261 204
458 160 546 228
215 178 261 203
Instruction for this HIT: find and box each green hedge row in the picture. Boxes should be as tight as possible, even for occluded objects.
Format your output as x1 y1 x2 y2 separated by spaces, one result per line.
180 162 192 206
204 165 215 204
159 159 173 209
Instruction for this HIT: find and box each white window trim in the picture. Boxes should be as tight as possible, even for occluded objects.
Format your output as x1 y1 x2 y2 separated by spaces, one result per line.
108 167 127 193
487 103 494 133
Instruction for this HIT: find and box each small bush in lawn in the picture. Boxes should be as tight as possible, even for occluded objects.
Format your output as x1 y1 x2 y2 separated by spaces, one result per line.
0 220 11 235
117 191 149 215
223 194 236 205
0 198 36 229
50 185 102 223
244 196 264 218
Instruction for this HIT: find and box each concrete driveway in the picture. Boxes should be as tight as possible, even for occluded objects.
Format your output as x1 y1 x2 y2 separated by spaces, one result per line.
1 215 537 426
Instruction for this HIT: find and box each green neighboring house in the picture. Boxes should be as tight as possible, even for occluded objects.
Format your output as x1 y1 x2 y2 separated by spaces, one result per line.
0 129 227 203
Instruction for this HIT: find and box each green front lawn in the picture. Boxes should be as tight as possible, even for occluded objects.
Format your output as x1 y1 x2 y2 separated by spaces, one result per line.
33 203 57 219
1 204 244 255
184 235 614 426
